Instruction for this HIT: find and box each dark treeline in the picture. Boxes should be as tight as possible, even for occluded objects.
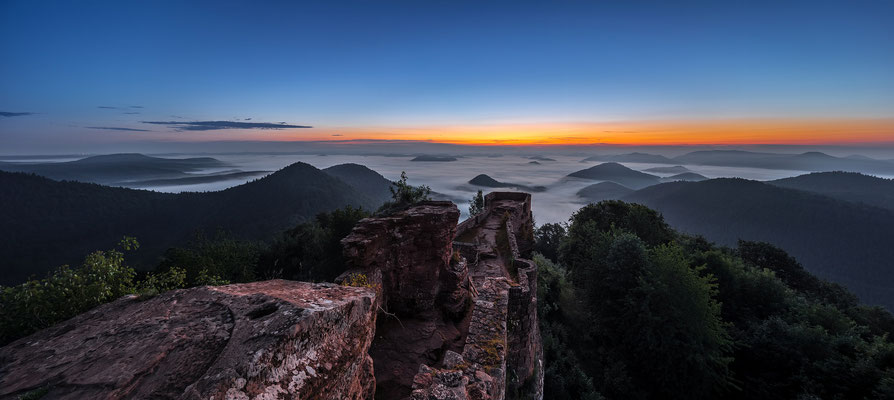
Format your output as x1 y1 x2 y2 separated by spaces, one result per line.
625 178 894 309
535 200 894 399
0 172 432 346
0 162 393 285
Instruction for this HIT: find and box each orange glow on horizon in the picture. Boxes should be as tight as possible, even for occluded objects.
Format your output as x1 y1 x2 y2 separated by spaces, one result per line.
174 118 894 146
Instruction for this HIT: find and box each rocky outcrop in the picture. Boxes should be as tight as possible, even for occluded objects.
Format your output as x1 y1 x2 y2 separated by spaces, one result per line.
340 201 469 398
1 193 542 400
341 193 543 400
0 280 377 400
342 201 463 316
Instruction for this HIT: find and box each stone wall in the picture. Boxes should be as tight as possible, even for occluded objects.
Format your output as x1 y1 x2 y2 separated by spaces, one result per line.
341 201 462 316
349 192 544 400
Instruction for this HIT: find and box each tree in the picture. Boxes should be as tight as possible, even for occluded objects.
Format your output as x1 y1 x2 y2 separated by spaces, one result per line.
621 244 733 399
534 222 566 262
157 230 260 285
469 190 485 216
378 171 432 214
258 206 370 281
567 200 674 247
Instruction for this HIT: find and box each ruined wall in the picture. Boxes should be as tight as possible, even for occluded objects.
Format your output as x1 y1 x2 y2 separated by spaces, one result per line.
0 280 377 400
343 192 543 400
341 201 463 316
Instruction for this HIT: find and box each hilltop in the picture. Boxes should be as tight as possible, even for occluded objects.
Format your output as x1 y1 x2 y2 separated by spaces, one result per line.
468 174 546 192
567 162 661 189
770 171 894 211
576 181 634 202
581 152 674 164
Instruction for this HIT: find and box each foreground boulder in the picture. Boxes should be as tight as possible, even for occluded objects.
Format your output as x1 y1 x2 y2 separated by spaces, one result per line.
0 280 377 400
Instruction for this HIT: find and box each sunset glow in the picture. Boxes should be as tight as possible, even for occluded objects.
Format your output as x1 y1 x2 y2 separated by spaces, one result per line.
241 118 894 146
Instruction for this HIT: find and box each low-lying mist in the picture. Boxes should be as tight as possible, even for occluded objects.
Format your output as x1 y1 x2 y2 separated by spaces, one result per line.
120 153 842 224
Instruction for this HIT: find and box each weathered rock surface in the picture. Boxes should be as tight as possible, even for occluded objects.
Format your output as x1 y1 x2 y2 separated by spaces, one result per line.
342 201 463 316
0 280 377 400
341 193 543 400
341 201 468 398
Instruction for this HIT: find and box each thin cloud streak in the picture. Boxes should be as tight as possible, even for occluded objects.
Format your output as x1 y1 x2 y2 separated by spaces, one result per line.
140 120 312 131
0 111 34 117
87 126 152 132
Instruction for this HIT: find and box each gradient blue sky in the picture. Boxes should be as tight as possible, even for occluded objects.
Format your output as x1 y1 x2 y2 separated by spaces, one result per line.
1 0 892 151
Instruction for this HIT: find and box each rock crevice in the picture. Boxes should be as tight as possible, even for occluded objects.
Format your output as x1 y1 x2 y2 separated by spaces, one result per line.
340 193 544 400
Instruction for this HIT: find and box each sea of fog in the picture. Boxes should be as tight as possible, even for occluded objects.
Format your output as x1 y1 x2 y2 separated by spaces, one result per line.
122 153 817 224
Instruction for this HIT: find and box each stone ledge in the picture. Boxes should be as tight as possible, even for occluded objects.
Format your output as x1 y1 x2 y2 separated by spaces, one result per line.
0 280 377 400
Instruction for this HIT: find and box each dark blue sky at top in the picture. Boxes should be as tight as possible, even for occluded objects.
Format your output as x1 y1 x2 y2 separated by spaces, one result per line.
0 0 892 150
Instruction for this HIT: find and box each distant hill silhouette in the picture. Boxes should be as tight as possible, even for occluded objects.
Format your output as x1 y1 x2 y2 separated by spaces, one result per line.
411 155 457 162
567 162 661 189
468 174 546 192
576 181 633 202
0 153 231 185
623 178 894 309
770 171 894 211
323 163 394 205
0 162 391 285
660 172 708 182
119 170 271 187
673 150 894 174
643 165 691 174
582 152 674 164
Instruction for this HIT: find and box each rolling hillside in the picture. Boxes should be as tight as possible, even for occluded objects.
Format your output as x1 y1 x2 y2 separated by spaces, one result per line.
624 178 894 309
770 171 894 211
568 162 661 189
0 162 392 285
0 153 230 185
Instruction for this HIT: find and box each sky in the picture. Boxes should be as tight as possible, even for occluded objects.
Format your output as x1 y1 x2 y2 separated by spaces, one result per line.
1 0 893 153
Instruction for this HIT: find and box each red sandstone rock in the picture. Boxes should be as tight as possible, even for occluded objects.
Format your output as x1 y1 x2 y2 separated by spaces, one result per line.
342 201 463 317
0 280 377 400
344 194 543 400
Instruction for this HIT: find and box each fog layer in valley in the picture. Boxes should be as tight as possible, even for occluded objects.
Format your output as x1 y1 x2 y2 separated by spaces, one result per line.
7 148 893 223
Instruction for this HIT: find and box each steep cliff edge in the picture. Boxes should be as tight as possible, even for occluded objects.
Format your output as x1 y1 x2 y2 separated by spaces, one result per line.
340 193 544 400
0 280 377 400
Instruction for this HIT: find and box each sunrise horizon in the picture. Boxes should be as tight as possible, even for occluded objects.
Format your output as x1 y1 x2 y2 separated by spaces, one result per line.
3 1 892 154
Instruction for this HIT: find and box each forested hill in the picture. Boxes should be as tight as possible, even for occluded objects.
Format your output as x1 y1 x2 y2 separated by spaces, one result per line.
771 171 894 211
322 163 394 205
0 153 229 185
624 178 894 309
0 162 391 285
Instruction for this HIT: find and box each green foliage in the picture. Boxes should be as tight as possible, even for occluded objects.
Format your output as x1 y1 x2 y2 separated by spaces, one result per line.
157 231 260 285
534 254 602 399
565 200 674 248
259 206 370 281
378 171 432 214
469 189 485 216
623 244 733 398
542 200 894 400
17 386 49 400
533 222 566 262
625 177 894 309
136 266 188 298
1 236 234 345
0 237 139 345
